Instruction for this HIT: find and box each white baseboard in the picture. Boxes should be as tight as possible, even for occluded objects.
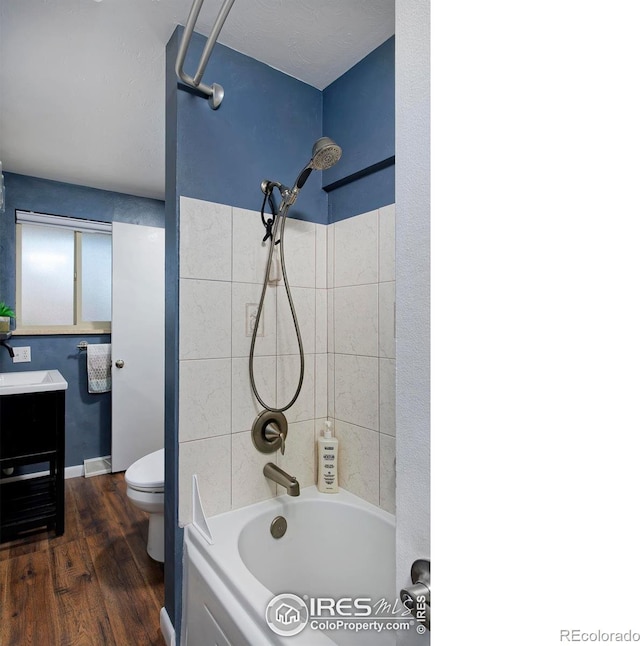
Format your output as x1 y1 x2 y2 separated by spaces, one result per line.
84 455 112 478
160 607 176 646
1 464 85 483
65 464 84 478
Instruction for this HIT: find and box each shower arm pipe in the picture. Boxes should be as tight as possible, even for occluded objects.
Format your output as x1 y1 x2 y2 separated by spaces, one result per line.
175 0 236 109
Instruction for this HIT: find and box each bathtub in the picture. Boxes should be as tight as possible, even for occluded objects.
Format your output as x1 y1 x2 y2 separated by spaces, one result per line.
181 486 410 646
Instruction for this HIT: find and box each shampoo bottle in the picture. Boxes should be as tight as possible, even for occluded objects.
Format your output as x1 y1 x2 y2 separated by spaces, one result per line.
317 420 339 493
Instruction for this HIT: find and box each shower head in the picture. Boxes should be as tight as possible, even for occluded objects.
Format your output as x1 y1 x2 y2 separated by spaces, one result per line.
310 137 342 171
294 137 342 190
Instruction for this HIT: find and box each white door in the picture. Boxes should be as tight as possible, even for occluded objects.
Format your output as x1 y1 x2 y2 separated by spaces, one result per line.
111 222 165 472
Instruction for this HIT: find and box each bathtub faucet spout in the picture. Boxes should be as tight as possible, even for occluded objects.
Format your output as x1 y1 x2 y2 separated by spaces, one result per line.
263 463 300 496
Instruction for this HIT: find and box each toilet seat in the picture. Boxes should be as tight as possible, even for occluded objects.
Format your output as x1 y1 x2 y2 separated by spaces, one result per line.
125 448 164 493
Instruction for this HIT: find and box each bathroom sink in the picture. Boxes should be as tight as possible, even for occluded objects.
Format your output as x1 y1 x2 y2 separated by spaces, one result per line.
0 370 68 396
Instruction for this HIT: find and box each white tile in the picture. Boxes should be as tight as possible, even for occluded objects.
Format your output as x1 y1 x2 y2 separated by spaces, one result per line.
335 420 380 506
179 359 231 442
276 286 315 356
315 353 328 419
327 288 335 354
179 279 231 360
315 225 327 289
327 353 335 419
334 284 378 356
334 354 379 430
379 434 396 514
315 289 327 354
276 419 316 492
334 210 378 287
179 435 231 525
231 431 277 509
280 217 316 288
180 197 232 281
378 203 396 283
231 356 277 434
232 207 271 284
379 358 396 437
231 282 277 358
327 222 335 289
378 281 396 359
277 353 315 423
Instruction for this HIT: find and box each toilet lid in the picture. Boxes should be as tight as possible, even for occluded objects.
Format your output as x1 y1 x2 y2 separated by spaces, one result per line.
125 448 164 491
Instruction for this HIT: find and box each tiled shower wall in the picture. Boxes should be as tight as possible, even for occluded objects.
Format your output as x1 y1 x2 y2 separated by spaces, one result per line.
178 196 395 524
328 204 396 513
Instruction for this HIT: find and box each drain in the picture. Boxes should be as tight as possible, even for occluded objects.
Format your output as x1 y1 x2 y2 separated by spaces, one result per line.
270 515 287 539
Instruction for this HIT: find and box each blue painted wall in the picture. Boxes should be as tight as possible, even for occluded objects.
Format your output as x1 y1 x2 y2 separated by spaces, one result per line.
327 164 395 223
323 37 395 185
164 27 181 631
175 30 324 223
323 36 395 222
0 172 164 467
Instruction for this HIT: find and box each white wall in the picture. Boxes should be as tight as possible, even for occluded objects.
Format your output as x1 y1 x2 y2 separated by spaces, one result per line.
396 0 431 641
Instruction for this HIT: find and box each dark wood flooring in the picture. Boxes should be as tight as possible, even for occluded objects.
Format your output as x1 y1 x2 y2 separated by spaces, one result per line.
0 473 165 646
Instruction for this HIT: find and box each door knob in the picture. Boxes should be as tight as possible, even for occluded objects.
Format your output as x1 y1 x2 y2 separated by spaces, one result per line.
400 559 430 632
115 359 125 368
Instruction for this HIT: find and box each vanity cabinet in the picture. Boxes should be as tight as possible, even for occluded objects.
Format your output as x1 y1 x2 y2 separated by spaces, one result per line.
0 389 66 541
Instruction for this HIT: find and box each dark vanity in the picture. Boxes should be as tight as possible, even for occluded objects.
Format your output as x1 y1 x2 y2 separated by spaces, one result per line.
0 370 68 541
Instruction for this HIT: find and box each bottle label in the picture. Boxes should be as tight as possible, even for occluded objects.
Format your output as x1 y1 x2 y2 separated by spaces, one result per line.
319 440 338 491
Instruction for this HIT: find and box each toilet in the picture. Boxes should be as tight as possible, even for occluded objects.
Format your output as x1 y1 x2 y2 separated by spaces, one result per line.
125 448 165 562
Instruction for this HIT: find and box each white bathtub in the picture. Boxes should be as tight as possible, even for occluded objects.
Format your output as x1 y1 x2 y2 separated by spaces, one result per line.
181 486 409 646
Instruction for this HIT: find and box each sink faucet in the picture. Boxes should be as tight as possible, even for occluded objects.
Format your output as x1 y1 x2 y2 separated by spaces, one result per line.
263 462 300 496
0 339 14 359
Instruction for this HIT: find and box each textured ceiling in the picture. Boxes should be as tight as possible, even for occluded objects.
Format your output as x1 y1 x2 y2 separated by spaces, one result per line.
0 0 394 200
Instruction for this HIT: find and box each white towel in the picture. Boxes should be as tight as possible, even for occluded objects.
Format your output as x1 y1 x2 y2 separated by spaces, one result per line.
87 343 112 393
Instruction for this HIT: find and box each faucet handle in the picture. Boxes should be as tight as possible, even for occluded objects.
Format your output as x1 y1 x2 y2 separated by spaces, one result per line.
252 410 288 456
264 424 285 455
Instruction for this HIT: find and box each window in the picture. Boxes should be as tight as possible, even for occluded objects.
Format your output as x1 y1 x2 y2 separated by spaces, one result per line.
16 211 112 334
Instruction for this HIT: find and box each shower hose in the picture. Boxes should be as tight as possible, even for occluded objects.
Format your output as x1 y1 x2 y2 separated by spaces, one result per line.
248 189 305 413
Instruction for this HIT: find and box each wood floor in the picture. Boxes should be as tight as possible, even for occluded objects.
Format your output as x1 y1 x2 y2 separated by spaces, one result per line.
0 473 165 646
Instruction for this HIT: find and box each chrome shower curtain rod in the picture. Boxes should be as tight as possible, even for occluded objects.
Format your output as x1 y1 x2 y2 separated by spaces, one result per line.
175 0 236 110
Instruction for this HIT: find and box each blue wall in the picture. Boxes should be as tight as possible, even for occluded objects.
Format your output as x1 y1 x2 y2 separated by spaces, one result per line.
323 37 395 184
174 31 324 223
165 28 181 632
323 36 395 222
170 34 396 226
0 172 165 467
164 28 395 636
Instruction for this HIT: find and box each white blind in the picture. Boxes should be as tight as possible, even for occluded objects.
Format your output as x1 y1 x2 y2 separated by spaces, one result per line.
16 210 112 233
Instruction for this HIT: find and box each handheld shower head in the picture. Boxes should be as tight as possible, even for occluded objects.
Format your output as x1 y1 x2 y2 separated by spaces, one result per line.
294 137 342 190
310 137 342 170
